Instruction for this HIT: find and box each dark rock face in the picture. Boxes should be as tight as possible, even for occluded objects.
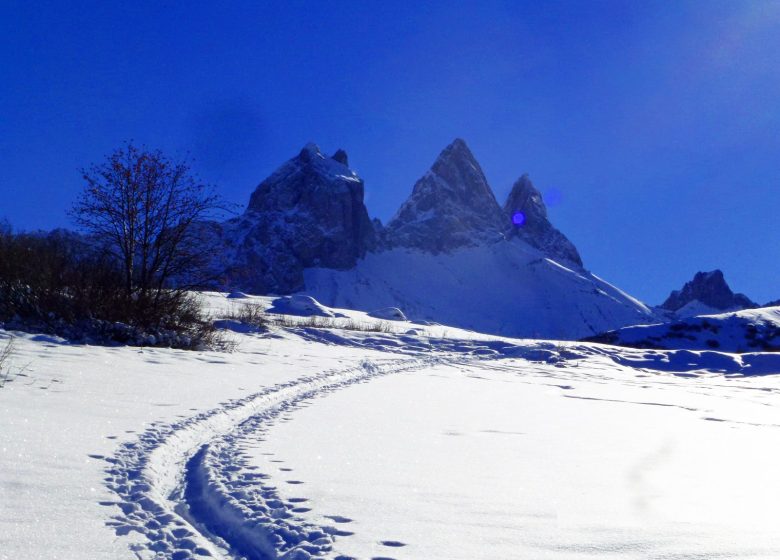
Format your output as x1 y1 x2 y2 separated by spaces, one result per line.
503 174 582 267
331 149 349 166
660 270 756 312
386 139 508 253
220 144 375 294
217 138 590 295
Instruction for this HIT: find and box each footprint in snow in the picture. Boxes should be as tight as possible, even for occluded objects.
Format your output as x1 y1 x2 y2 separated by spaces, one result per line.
324 515 353 524
324 526 354 537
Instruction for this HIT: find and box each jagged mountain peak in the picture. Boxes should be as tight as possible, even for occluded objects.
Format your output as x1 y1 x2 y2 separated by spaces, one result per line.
208 138 657 339
660 269 757 313
428 138 490 196
300 142 321 156
503 174 582 267
331 149 349 166
248 143 360 213
294 143 352 175
386 139 507 253
505 174 543 213
431 137 475 168
222 143 375 293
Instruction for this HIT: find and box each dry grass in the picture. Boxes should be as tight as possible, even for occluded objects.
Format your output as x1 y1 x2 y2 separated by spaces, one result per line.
0 338 15 389
269 314 394 333
224 302 269 331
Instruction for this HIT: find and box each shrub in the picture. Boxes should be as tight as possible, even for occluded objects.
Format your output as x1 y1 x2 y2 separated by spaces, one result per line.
0 228 216 349
222 302 269 331
0 338 13 389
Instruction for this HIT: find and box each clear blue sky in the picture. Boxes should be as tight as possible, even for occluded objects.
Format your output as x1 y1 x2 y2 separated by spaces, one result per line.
2 1 778 304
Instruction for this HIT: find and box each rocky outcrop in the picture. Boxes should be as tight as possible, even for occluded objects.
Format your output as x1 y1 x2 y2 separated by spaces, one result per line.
660 270 756 313
503 174 582 267
219 144 375 294
386 139 508 253
217 138 593 303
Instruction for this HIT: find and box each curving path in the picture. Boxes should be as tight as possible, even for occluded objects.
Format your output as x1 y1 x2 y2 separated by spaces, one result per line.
104 354 441 560
103 329 780 560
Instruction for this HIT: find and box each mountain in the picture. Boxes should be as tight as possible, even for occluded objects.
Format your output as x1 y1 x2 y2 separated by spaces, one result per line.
303 242 655 339
215 138 660 339
585 306 780 353
660 270 757 317
216 144 375 294
503 174 582 267
385 138 508 252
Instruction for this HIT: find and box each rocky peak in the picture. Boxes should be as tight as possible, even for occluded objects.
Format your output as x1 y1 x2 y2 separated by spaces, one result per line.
248 143 360 213
223 143 375 294
386 138 508 253
503 174 582 267
331 149 349 166
660 270 757 312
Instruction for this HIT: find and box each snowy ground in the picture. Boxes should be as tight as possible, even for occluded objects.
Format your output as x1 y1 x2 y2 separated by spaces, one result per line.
2 293 780 559
590 306 780 353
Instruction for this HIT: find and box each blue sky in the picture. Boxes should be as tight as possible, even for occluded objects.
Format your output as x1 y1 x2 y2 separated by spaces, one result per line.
1 1 778 304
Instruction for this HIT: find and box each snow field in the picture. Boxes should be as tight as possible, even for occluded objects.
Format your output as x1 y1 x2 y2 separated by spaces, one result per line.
0 316 412 560
251 356 780 559
3 293 780 559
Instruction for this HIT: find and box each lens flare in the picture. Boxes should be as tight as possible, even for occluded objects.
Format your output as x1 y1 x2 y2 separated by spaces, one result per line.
512 211 526 227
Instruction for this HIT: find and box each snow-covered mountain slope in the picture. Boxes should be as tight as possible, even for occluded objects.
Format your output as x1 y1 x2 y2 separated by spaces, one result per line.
303 240 657 340
3 294 780 560
586 306 780 352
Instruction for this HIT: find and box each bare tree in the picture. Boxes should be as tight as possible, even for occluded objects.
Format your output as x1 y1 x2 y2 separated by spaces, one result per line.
72 143 225 323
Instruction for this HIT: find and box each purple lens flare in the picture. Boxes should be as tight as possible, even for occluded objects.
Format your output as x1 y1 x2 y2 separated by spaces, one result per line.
512 211 526 227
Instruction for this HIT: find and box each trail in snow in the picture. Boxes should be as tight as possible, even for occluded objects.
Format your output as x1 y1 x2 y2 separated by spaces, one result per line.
102 323 780 559
103 353 435 560
102 328 533 559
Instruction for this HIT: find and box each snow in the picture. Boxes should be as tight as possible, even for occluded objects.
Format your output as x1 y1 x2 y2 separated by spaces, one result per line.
367 307 408 321
303 241 658 339
251 360 780 559
226 291 251 299
590 305 780 353
268 295 341 317
674 298 720 317
3 292 780 559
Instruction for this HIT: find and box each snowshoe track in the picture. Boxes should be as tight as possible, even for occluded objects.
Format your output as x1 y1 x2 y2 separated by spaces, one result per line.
103 356 432 560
